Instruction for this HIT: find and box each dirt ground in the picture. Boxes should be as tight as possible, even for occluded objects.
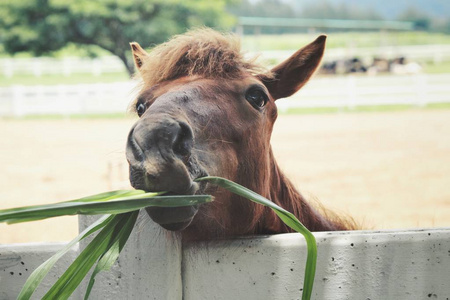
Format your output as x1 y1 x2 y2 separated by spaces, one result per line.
1 110 450 244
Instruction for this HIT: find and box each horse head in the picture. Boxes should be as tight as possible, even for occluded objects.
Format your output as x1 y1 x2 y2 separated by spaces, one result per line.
126 29 328 240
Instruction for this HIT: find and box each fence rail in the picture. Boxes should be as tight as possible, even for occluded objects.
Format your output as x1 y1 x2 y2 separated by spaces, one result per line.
1 56 126 78
1 214 449 299
1 44 449 78
1 74 449 117
259 44 450 64
0 81 137 117
277 73 450 111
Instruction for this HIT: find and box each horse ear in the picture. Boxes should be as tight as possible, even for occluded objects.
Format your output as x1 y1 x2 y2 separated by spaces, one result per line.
130 42 149 70
258 35 326 100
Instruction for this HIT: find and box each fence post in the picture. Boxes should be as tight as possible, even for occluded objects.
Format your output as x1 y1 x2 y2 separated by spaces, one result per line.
347 75 357 109
32 58 43 77
413 74 428 107
11 85 25 117
78 213 183 300
63 58 72 77
3 58 14 78
92 59 102 76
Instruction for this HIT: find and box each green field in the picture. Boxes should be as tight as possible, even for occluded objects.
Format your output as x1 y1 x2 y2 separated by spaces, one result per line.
241 31 450 51
1 31 450 87
423 60 450 74
0 72 129 87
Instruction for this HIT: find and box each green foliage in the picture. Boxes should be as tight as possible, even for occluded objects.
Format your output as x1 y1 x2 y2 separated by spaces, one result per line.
228 0 383 34
16 215 114 300
397 7 431 31
1 176 317 300
0 0 236 75
42 212 139 300
228 0 450 34
0 192 212 224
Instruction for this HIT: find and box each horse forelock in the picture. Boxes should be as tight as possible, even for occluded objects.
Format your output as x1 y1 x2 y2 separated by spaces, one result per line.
136 28 272 89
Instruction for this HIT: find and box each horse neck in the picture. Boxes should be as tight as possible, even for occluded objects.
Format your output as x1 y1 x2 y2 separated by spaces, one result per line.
261 148 349 233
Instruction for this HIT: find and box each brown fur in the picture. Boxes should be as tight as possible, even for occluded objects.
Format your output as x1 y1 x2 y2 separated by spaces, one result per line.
133 28 272 90
127 29 356 241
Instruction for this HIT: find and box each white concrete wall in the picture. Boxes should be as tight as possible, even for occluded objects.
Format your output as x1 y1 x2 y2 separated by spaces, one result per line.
78 213 183 300
1 222 449 300
0 243 78 299
183 228 450 300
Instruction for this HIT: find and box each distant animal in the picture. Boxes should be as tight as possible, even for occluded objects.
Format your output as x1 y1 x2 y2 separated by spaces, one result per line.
126 29 355 241
320 57 367 75
389 57 422 75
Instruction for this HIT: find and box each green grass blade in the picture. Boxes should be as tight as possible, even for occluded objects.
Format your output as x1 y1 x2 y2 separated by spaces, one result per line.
196 176 317 300
65 190 157 203
0 190 151 215
42 213 133 300
17 214 114 300
0 195 212 224
84 210 139 300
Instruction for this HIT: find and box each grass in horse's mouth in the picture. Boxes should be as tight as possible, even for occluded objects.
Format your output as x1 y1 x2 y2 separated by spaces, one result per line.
0 177 317 300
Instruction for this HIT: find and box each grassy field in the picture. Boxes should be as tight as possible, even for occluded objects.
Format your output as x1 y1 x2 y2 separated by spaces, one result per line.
1 31 450 86
240 31 450 51
0 42 111 59
4 31 448 57
0 72 129 87
423 60 450 74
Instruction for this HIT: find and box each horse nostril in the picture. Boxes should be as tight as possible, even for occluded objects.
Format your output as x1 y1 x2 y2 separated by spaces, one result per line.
126 126 144 163
173 121 193 161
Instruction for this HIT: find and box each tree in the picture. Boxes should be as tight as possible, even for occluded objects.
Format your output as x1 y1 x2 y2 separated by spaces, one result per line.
397 7 431 31
0 0 236 76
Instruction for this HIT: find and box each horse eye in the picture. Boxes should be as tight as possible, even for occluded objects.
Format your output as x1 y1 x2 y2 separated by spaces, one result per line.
245 88 268 109
136 102 146 117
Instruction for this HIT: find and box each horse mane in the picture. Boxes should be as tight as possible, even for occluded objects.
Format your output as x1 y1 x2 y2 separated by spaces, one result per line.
253 149 358 234
135 28 273 88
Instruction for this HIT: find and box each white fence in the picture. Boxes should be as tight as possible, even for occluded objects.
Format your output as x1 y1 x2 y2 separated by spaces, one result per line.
2 44 449 78
1 73 449 117
259 44 450 65
1 213 449 299
1 56 126 78
277 73 450 111
0 81 138 117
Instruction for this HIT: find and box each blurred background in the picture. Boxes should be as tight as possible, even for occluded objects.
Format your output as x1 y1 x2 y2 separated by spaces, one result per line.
1 0 449 243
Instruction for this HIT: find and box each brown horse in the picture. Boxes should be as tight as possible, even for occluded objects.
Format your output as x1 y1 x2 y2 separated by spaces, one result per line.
126 29 354 241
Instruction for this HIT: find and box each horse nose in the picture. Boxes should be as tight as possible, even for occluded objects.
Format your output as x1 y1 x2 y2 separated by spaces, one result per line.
127 118 193 164
126 117 196 194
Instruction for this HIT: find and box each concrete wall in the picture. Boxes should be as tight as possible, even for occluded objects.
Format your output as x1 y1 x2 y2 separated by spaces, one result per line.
183 228 450 300
78 214 183 300
1 216 449 300
0 243 78 299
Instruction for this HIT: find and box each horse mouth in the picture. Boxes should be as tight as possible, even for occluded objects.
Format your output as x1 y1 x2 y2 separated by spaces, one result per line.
126 114 209 231
145 176 209 231
129 164 209 231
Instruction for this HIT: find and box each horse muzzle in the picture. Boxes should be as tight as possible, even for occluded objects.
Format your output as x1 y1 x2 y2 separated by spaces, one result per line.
126 116 201 231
